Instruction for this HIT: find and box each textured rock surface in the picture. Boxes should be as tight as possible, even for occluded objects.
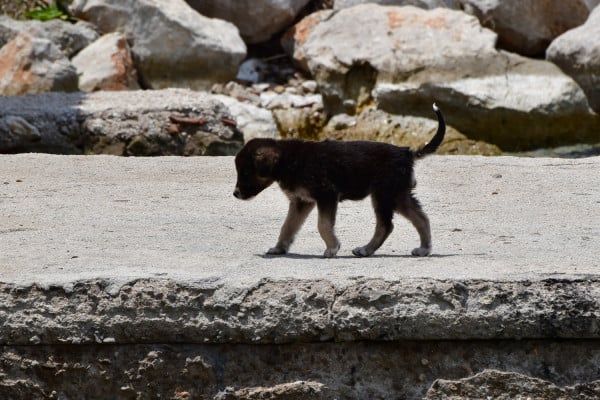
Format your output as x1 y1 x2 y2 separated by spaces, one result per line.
284 5 498 114
333 0 461 10
0 90 243 155
0 16 99 57
0 33 78 96
211 77 500 153
2 278 600 345
213 94 280 141
461 0 594 56
2 329 600 398
374 56 600 150
426 369 600 399
332 0 596 57
321 108 501 155
187 0 312 43
69 0 246 89
215 381 329 399
547 6 600 114
72 32 140 92
285 4 600 150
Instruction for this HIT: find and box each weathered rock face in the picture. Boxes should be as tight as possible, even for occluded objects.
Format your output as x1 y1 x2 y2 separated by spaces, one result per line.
1 278 600 398
187 0 312 44
547 6 600 114
215 381 329 399
321 109 501 156
425 369 600 399
330 1 597 57
72 32 140 92
284 5 499 115
0 33 78 96
69 0 247 90
461 0 594 57
0 16 99 57
0 90 243 155
374 55 600 150
212 94 280 141
285 4 600 150
3 341 600 399
333 0 461 10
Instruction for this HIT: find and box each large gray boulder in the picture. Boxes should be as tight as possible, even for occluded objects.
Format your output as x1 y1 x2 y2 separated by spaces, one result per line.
374 54 599 150
69 0 247 90
187 0 311 44
284 4 600 150
0 33 78 96
331 1 598 57
284 5 499 114
461 0 595 56
0 16 99 57
547 6 600 113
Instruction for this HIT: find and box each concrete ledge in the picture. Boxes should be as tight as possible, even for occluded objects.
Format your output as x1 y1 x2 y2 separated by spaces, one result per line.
1 278 600 346
1 154 600 398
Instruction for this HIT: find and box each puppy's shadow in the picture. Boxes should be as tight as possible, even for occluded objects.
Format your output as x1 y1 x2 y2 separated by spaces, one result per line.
258 253 458 260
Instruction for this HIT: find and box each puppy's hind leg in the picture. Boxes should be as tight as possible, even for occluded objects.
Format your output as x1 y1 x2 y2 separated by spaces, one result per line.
267 199 315 255
353 195 394 257
396 193 431 256
317 199 340 258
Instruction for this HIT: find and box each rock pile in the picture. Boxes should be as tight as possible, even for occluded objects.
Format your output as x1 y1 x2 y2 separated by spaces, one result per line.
0 0 599 153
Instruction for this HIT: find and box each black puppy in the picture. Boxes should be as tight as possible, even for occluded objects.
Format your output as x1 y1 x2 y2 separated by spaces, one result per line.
234 104 446 258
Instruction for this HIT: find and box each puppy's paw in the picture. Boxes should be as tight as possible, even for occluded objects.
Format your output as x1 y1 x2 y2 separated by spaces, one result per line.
411 247 431 257
352 246 373 257
267 246 287 256
323 243 340 258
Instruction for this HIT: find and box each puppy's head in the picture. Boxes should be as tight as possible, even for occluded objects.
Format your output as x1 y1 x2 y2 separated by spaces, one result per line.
233 139 281 200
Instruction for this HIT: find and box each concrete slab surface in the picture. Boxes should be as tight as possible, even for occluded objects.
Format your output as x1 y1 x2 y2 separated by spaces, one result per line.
1 154 599 287
2 154 600 399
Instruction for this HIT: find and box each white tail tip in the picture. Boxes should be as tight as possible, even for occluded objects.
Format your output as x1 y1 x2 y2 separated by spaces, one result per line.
432 102 439 112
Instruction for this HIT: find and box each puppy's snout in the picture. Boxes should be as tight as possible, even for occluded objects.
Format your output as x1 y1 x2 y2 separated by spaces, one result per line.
233 187 241 199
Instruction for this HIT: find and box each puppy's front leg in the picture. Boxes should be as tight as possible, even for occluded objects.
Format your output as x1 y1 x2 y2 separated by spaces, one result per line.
317 199 340 258
267 199 315 255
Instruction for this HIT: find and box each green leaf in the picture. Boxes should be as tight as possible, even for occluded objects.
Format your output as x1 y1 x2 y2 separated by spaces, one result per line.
25 5 65 22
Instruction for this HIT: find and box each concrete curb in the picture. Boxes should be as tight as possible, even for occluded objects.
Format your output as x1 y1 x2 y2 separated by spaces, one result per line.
1 277 600 346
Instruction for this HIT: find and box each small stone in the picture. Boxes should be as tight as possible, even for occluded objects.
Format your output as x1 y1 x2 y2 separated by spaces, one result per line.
29 335 41 344
301 80 318 93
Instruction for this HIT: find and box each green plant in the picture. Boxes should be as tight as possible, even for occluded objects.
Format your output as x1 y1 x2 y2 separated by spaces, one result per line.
25 1 72 22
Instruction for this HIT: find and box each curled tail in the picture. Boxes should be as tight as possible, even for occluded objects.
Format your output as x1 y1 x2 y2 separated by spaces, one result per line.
414 103 446 159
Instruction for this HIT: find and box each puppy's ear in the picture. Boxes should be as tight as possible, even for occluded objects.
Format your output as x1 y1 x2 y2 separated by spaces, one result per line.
254 146 280 177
